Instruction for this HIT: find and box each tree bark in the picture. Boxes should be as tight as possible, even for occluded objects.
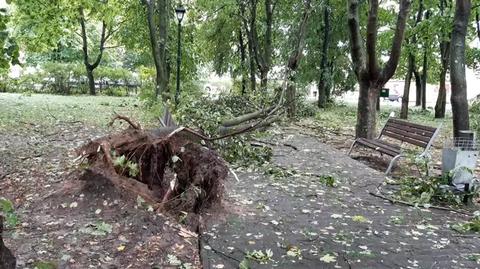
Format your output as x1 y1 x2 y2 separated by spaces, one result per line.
248 39 256 92
86 68 95 95
435 0 451 119
401 54 414 119
238 28 247 95
450 0 471 138
421 47 428 110
79 8 107 96
317 1 330 108
419 10 431 110
476 8 480 41
414 70 422 106
435 69 448 118
144 0 170 100
356 81 380 139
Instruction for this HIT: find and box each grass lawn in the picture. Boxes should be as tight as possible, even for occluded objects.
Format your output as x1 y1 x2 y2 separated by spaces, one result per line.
0 93 160 131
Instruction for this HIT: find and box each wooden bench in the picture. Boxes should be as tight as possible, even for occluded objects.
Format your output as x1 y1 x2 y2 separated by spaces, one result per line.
348 118 441 174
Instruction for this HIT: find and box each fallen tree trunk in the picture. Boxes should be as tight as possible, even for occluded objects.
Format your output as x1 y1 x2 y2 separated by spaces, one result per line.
218 115 280 136
0 216 16 269
221 106 275 127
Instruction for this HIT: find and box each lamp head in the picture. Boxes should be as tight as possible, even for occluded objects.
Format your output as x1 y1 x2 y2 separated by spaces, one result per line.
175 6 186 22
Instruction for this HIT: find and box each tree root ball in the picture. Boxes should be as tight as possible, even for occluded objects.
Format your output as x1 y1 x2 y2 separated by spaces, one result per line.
76 119 228 214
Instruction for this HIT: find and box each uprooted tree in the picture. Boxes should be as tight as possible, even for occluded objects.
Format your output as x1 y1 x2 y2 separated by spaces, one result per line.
347 0 411 139
76 92 288 212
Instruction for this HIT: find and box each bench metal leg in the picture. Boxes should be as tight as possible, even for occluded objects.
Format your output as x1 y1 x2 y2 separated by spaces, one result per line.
386 154 403 175
348 140 358 155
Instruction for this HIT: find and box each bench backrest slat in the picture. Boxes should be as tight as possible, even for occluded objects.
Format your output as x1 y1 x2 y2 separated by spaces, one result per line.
381 118 437 149
389 118 437 132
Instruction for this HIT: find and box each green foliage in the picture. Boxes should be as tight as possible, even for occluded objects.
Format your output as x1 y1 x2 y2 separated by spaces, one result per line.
0 8 19 72
395 175 461 205
296 99 318 118
32 261 57 269
173 93 274 166
0 197 18 228
244 249 274 264
471 100 480 135
318 175 337 187
113 154 139 177
451 213 480 233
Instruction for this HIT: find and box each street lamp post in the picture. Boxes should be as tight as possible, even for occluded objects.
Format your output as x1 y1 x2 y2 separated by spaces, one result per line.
175 6 186 106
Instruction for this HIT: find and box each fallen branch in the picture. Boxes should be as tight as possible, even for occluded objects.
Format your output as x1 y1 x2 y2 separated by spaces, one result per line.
217 115 280 136
221 106 275 127
293 123 355 138
369 191 473 216
251 138 298 150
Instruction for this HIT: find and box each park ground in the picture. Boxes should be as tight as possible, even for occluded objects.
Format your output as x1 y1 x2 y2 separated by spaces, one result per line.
1 93 479 269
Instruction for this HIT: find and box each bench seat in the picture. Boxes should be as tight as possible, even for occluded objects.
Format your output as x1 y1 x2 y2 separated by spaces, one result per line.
356 138 401 157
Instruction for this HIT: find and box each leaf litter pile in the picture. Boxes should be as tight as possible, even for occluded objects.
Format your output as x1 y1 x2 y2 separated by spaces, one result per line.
77 114 228 213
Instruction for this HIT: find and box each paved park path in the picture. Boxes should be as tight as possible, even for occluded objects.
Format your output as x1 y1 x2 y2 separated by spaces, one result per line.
201 131 480 269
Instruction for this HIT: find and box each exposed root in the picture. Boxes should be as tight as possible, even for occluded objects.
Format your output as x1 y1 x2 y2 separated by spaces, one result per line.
108 114 142 130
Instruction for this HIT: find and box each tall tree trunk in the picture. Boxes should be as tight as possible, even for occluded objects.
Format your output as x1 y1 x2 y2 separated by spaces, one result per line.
414 70 422 106
435 69 448 118
421 10 431 110
238 28 247 95
401 54 414 119
356 82 380 138
247 34 256 92
79 8 107 96
421 48 428 110
476 8 480 41
259 71 268 90
450 0 471 138
435 0 450 118
286 78 296 117
317 1 330 108
86 68 95 95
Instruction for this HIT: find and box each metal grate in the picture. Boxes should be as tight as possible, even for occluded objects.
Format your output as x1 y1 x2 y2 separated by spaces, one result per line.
444 137 480 151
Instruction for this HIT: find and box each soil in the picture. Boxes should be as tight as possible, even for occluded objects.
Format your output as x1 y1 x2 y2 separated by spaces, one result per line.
0 121 201 269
